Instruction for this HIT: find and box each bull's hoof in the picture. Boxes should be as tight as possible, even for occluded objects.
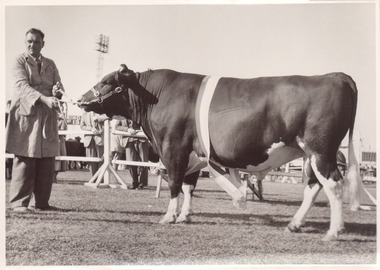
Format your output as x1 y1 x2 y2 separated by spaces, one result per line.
285 222 302 233
358 205 372 211
176 214 191 224
350 205 359 211
159 214 177 224
322 233 339 242
350 203 372 211
338 225 345 234
232 198 247 209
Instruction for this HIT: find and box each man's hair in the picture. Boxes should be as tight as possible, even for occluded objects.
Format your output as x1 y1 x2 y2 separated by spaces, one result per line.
25 28 45 40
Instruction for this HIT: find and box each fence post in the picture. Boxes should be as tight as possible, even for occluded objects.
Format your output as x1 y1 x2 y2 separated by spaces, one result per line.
84 119 128 189
155 174 163 198
103 119 110 185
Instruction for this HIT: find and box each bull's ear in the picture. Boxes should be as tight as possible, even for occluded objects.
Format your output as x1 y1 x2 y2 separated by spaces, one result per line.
119 64 128 74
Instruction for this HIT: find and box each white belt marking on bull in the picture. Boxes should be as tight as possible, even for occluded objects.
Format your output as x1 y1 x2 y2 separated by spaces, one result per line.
196 76 220 159
195 76 246 208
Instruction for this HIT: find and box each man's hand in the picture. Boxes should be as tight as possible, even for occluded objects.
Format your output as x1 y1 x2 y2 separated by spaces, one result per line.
52 82 63 99
128 128 138 135
40 95 60 109
91 127 102 135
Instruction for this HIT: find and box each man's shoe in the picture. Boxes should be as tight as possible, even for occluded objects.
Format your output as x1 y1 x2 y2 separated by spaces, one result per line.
28 205 59 212
151 167 160 175
127 184 139 190
11 206 29 213
137 183 144 190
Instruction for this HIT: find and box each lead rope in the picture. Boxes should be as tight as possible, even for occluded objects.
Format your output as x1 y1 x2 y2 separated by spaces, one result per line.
55 86 81 126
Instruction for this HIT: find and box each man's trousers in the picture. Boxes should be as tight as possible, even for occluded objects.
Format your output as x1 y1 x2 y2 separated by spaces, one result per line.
9 155 55 209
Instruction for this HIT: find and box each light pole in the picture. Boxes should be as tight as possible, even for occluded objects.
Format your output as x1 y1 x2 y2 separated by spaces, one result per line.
92 34 111 185
95 34 109 81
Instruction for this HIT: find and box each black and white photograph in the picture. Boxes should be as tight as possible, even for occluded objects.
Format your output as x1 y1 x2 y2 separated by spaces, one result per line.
2 0 378 269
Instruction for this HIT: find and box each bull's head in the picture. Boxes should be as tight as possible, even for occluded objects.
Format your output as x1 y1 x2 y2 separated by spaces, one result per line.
78 64 136 118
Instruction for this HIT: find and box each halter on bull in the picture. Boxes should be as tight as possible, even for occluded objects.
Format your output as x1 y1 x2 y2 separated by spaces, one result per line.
79 64 364 241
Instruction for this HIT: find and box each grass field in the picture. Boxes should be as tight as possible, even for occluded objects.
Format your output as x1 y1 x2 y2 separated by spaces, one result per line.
5 169 377 266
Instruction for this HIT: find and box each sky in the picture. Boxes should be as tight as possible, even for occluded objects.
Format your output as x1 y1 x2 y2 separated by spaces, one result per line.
1 1 378 150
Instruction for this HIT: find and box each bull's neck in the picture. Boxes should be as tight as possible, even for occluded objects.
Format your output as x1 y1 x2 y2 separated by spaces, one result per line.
126 70 156 133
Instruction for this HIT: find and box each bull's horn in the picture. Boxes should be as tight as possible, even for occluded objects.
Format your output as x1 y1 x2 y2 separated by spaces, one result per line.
119 64 128 73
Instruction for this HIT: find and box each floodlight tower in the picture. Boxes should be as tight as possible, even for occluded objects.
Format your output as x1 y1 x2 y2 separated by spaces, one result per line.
95 34 109 81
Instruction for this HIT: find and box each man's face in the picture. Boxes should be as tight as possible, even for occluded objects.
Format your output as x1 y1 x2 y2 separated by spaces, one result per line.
25 33 44 58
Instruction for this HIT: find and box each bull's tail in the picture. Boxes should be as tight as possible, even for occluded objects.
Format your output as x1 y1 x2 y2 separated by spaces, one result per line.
343 76 375 210
346 131 361 211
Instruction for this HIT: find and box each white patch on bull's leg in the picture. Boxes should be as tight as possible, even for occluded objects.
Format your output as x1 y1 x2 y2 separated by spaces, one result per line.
310 155 344 241
245 142 303 174
159 196 180 224
303 158 312 177
176 184 194 223
267 142 285 154
209 164 247 209
296 136 306 151
286 182 322 233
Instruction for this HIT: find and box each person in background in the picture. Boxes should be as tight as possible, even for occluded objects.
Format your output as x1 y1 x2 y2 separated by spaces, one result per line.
5 100 11 124
110 118 125 170
80 111 108 176
5 100 13 180
6 28 64 212
115 118 149 189
54 104 68 182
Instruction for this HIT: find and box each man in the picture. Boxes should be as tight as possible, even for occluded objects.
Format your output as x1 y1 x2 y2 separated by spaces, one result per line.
80 111 108 176
5 100 13 180
110 118 124 170
6 28 64 212
115 117 149 189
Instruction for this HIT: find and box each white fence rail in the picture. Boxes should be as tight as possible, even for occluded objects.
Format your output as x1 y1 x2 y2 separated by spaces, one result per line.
6 120 164 194
5 120 306 199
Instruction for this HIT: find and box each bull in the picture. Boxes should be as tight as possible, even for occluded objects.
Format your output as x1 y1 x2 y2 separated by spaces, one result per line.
78 64 363 241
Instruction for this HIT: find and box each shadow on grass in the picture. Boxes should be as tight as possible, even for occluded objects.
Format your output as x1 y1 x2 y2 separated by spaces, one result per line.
56 180 87 185
202 192 328 208
193 212 376 239
6 210 158 225
7 207 375 239
343 222 377 237
259 197 328 208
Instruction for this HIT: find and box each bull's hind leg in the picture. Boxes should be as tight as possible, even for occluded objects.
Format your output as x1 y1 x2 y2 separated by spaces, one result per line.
310 155 344 241
257 177 264 201
287 158 322 233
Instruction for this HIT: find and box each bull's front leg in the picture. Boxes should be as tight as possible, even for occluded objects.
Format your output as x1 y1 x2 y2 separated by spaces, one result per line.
159 163 187 224
176 170 199 223
176 184 194 223
159 196 180 224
